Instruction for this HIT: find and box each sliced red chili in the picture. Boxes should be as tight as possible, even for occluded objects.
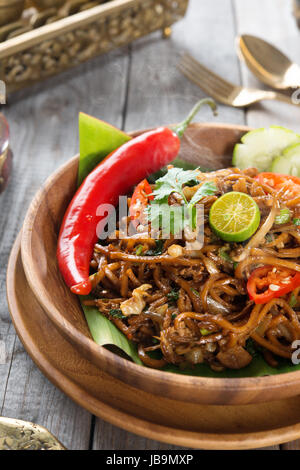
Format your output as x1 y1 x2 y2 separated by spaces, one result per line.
256 172 300 200
129 179 154 224
247 266 300 304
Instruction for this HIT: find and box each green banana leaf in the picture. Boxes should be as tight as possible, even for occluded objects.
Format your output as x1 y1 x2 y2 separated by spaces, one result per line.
164 354 300 378
77 114 300 377
78 112 131 185
80 298 142 365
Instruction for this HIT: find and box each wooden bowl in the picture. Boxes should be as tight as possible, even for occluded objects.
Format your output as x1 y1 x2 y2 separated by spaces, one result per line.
20 122 300 405
8 234 300 449
0 0 25 27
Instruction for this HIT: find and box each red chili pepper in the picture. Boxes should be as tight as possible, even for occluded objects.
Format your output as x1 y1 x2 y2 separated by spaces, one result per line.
129 179 154 224
57 99 217 295
256 172 300 200
247 266 300 304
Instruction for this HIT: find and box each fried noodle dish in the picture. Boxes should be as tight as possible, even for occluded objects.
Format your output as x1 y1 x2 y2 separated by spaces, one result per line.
83 167 300 371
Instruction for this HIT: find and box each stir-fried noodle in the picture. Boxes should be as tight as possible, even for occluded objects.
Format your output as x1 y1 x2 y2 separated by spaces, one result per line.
84 167 300 371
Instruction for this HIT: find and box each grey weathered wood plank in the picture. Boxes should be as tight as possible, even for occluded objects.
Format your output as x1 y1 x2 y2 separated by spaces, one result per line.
1 338 92 450
281 440 300 450
255 446 280 450
93 421 186 450
0 48 130 450
124 0 245 132
0 335 16 406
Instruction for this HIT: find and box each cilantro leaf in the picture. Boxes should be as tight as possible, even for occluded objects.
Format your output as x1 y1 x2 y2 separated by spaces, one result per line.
147 202 193 236
218 247 238 269
109 309 126 319
189 181 217 206
148 169 217 238
167 289 180 305
219 247 232 263
293 218 300 226
145 239 164 256
153 168 200 203
265 233 274 243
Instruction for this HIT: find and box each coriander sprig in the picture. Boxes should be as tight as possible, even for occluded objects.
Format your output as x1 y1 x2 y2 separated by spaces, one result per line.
147 168 217 235
153 167 200 204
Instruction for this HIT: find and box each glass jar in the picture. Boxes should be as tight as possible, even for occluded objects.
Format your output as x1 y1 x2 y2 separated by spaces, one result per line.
0 113 12 193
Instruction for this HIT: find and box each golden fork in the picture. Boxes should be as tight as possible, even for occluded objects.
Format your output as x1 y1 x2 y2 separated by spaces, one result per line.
178 53 298 107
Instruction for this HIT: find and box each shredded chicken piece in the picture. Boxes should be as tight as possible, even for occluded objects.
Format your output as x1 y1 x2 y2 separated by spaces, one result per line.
120 284 152 317
184 347 204 364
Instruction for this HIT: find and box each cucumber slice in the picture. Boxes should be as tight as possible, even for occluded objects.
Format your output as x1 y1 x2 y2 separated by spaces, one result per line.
232 126 300 172
271 142 300 177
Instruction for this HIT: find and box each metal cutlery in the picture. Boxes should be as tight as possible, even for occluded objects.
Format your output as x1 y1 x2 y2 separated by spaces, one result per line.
237 34 300 90
178 53 297 108
0 417 65 450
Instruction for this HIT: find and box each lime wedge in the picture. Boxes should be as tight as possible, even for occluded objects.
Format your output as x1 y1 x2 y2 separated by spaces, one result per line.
209 192 261 242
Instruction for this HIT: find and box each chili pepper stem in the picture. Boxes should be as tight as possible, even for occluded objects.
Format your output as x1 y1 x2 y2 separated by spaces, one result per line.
174 98 218 139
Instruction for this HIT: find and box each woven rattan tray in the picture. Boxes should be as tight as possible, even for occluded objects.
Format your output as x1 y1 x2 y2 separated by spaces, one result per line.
0 0 189 93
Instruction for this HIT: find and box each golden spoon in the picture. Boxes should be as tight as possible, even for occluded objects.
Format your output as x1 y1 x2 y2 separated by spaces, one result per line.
0 417 65 450
237 34 300 89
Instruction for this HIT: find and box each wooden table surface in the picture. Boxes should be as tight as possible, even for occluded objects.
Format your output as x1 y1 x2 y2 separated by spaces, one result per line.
1 0 300 450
